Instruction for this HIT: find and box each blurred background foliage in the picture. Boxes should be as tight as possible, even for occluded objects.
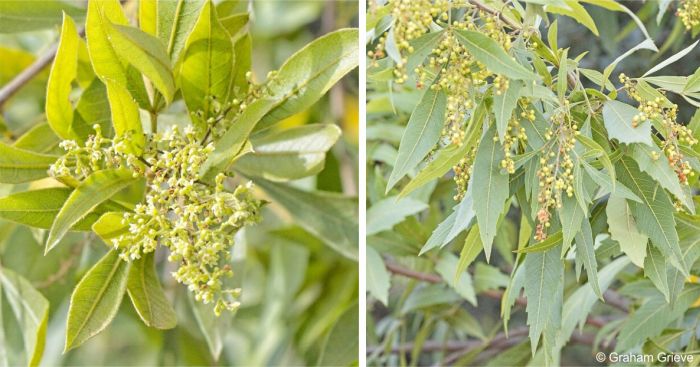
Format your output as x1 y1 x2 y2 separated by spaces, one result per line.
366 1 700 366
0 1 358 366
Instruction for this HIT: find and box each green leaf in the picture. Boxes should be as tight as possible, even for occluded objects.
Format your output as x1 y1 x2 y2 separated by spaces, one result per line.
202 98 277 179
643 40 699 77
92 212 129 243
106 23 176 104
366 196 428 235
46 168 139 253
233 124 341 182
316 303 359 367
454 30 538 80
0 143 57 184
257 28 359 128
493 81 523 142
436 253 477 306
86 0 129 86
516 231 563 253
420 191 475 255
548 0 599 35
0 0 85 33
644 246 669 302
398 143 466 198
616 156 687 275
189 294 227 361
153 0 204 63
559 257 630 348
255 179 358 261
616 285 700 351
179 0 233 135
606 194 647 267
0 267 49 367
231 33 251 98
631 143 694 213
46 13 80 141
0 188 113 231
574 219 600 298
74 78 112 138
387 87 446 191
602 100 653 146
367 246 389 305
524 245 563 355
472 125 510 258
456 225 483 282
13 123 61 154
127 252 177 330
104 80 145 155
65 251 130 352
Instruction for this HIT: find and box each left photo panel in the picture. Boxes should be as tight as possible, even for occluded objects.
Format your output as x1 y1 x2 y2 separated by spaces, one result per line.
0 0 359 366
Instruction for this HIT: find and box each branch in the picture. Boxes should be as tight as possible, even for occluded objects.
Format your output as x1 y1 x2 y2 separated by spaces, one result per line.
383 260 623 327
467 0 578 90
0 28 84 109
468 0 520 30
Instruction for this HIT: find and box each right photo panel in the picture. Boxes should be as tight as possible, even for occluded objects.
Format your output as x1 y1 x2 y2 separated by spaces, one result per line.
366 1 700 366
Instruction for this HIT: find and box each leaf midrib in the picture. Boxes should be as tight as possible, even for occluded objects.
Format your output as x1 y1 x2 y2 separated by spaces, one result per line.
70 257 123 345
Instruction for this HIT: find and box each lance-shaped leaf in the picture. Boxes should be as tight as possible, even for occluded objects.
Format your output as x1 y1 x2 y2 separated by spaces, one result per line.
493 81 523 142
255 179 358 261
13 123 61 154
0 143 57 184
631 143 694 213
233 124 341 182
644 246 669 302
65 251 130 351
367 246 390 306
616 156 687 275
202 98 277 180
606 194 647 267
46 13 80 141
179 0 233 136
155 0 205 63
104 80 145 155
574 219 601 298
106 23 176 103
127 252 177 329
472 125 510 258
0 267 49 367
316 303 359 367
455 30 538 80
386 87 447 191
559 257 630 348
602 100 653 146
46 168 139 253
0 0 85 33
366 196 428 235
86 0 129 85
92 212 129 243
257 28 359 128
616 285 700 351
0 188 115 231
524 245 563 355
231 33 251 98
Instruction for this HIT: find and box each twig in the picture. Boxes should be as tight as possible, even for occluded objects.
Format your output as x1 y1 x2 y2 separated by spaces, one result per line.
0 28 84 109
34 239 86 289
468 0 520 30
383 260 624 326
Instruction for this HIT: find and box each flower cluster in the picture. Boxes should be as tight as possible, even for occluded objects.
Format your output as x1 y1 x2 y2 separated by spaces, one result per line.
499 105 533 174
111 127 264 315
534 109 579 241
620 74 697 188
48 125 129 180
49 125 264 315
678 0 700 31
368 0 449 82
